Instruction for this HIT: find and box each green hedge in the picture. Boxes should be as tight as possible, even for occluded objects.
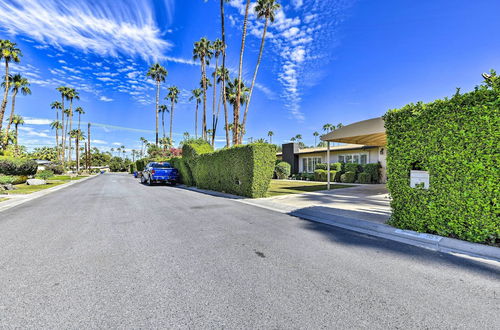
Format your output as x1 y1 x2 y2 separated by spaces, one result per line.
0 175 27 184
45 163 64 175
358 172 371 184
129 163 136 174
362 163 381 183
170 157 194 186
315 162 343 172
182 138 213 160
135 159 146 172
340 171 356 183
190 143 276 198
275 161 291 179
383 72 500 245
0 157 38 176
314 169 341 182
344 163 362 174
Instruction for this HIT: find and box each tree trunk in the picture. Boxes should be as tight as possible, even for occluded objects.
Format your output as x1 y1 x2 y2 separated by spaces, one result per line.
15 124 18 148
60 97 65 164
195 102 199 139
211 56 219 147
155 81 160 146
169 101 174 145
68 99 73 163
87 123 91 170
76 136 79 173
162 110 166 140
241 17 269 142
220 0 230 148
0 61 10 133
233 0 251 145
3 89 18 146
201 58 207 140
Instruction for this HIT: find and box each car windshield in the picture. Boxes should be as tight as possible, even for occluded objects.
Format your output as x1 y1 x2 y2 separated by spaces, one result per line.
152 163 172 168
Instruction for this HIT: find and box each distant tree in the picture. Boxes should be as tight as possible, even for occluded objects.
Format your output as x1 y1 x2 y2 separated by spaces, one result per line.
147 63 168 146
50 120 63 152
11 114 24 148
313 131 319 146
166 86 180 144
189 88 202 139
267 130 274 144
158 104 168 140
0 40 22 133
75 106 85 130
193 37 213 140
1 73 31 147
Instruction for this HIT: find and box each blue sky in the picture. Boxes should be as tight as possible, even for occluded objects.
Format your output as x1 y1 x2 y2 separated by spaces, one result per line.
0 0 499 152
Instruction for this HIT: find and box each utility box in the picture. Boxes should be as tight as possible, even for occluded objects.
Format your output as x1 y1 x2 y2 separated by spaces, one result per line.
410 170 430 189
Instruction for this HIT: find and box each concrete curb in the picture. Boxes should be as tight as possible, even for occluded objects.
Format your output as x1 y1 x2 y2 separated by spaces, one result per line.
0 174 98 213
178 187 499 263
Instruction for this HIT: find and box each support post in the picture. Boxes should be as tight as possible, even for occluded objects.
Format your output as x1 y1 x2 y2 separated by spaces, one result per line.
327 141 331 190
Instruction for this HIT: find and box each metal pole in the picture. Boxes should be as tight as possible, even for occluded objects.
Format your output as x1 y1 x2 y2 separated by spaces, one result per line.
327 141 331 190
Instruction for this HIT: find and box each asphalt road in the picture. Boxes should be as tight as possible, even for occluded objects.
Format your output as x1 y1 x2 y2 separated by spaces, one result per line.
0 173 498 329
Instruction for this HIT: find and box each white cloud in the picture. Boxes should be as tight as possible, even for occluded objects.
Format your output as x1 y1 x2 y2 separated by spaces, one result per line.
24 117 52 125
99 96 113 102
58 59 67 64
112 142 122 146
0 0 172 60
91 139 107 145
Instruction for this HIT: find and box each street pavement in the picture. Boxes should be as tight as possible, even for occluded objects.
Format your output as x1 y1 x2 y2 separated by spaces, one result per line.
0 173 498 328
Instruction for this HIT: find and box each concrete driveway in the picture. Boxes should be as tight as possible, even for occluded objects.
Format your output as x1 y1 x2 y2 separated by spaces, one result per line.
250 182 391 224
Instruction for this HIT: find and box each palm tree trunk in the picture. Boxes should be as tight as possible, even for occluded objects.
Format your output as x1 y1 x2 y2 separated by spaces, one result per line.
87 123 91 170
0 61 10 133
3 90 18 146
195 102 199 139
60 97 65 163
270 135 272 144
220 0 230 148
155 81 160 146
78 112 81 130
202 59 207 140
211 56 219 147
241 16 269 141
76 136 80 172
14 124 18 148
233 0 251 146
169 102 174 145
68 99 73 163
162 110 166 140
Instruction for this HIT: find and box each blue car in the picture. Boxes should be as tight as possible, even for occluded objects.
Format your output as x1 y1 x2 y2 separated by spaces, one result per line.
140 162 179 186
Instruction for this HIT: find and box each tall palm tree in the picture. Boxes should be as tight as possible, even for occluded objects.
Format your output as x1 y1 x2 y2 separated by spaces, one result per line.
158 104 168 140
211 38 224 146
146 63 168 146
241 0 281 141
226 78 250 140
323 123 334 132
215 67 230 147
0 40 22 133
295 134 302 142
50 120 62 152
139 137 147 157
51 101 63 158
313 131 319 146
220 0 231 147
2 73 31 146
65 88 79 163
121 145 126 159
193 37 213 140
290 137 296 142
69 129 84 172
183 132 190 140
336 123 344 129
267 130 274 144
75 106 85 130
11 114 24 148
233 0 252 145
189 88 202 138
56 86 70 162
166 86 180 144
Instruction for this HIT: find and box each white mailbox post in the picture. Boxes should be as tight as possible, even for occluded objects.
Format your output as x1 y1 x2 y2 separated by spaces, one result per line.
410 170 430 189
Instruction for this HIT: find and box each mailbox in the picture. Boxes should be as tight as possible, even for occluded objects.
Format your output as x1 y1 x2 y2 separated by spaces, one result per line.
410 170 429 189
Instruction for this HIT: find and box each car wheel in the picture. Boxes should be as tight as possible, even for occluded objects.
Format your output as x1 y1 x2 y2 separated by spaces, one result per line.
147 177 152 186
140 175 145 184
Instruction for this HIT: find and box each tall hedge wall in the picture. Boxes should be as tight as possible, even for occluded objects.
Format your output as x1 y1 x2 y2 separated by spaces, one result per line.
0 157 38 176
383 75 500 245
191 143 276 198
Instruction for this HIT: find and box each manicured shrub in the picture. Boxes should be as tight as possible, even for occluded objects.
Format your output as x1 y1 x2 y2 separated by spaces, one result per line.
0 175 14 184
170 157 194 186
315 162 343 172
383 72 500 245
314 170 341 182
182 139 213 160
275 161 291 179
0 157 38 176
135 159 146 172
340 171 356 183
362 163 381 183
36 170 54 180
344 163 362 174
190 143 276 198
314 169 326 181
358 172 371 184
45 163 64 175
129 163 136 174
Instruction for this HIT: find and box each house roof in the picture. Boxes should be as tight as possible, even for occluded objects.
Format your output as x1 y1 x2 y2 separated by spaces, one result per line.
321 117 386 146
276 144 376 156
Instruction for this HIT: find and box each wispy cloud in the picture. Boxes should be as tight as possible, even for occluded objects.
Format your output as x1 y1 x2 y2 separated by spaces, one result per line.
99 96 113 102
0 0 173 60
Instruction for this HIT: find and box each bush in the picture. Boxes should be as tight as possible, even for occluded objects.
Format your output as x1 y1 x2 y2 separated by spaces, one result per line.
45 163 64 175
358 172 371 184
314 169 326 181
0 157 38 176
315 162 343 172
129 163 136 174
362 163 381 183
190 143 276 198
36 170 54 180
135 159 146 172
275 161 291 179
344 163 362 174
314 170 341 182
340 171 356 183
383 72 500 245
170 157 194 186
182 139 213 160
0 175 14 184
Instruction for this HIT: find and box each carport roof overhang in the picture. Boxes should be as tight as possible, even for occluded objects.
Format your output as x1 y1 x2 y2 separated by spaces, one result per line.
321 117 387 146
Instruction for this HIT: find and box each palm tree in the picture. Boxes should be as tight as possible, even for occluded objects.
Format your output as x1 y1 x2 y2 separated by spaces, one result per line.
75 106 85 130
226 78 249 121
1 74 31 146
65 88 79 163
0 40 22 133
183 132 190 140
139 137 147 157
233 0 252 145
11 114 24 148
295 134 302 142
267 130 274 144
110 147 115 157
211 38 224 146
323 123 334 132
166 86 180 144
63 108 71 155
241 0 281 141
51 101 63 158
56 86 70 161
50 120 62 152
214 67 230 147
69 129 84 172
147 63 168 146
313 131 319 146
189 88 202 139
193 37 213 140
121 145 126 159
336 123 344 129
220 0 230 146
158 104 168 140
290 137 296 142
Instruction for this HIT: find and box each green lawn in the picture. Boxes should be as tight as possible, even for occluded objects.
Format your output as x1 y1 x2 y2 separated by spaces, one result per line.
267 180 353 197
5 175 88 195
51 175 86 181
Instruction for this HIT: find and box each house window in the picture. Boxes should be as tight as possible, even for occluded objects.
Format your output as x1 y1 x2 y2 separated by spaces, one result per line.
338 155 345 163
338 153 369 164
302 157 322 173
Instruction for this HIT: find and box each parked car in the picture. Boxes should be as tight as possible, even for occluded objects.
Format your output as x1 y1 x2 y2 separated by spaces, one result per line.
140 162 179 186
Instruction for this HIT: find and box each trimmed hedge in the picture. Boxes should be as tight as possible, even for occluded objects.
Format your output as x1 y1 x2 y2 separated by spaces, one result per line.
344 163 362 174
314 169 341 182
275 161 291 179
190 143 276 198
135 159 146 172
182 139 213 160
383 73 500 245
0 157 38 176
170 157 194 186
362 163 381 183
129 163 136 174
0 175 27 184
45 163 64 175
358 172 371 184
315 162 343 172
340 171 356 183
